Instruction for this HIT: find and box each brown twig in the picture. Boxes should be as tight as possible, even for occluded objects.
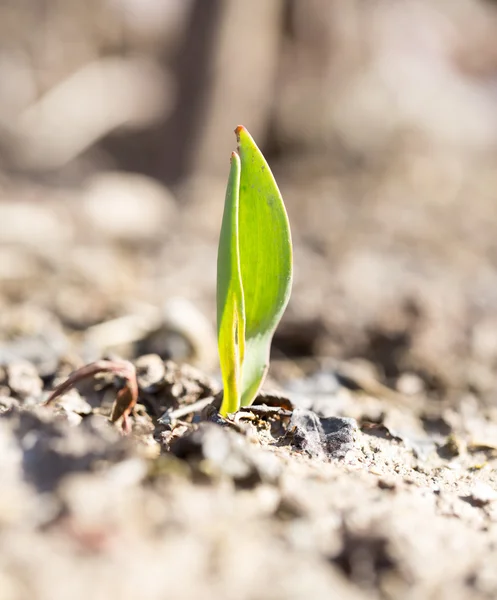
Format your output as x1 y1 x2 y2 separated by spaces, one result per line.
44 359 138 434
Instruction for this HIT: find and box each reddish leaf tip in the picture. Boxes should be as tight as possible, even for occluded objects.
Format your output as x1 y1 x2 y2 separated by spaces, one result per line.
234 125 246 141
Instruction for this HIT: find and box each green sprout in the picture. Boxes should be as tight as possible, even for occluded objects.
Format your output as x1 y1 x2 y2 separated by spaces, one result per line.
217 126 293 416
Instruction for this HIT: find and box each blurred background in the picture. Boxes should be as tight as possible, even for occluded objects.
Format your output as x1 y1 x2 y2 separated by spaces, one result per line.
2 0 497 402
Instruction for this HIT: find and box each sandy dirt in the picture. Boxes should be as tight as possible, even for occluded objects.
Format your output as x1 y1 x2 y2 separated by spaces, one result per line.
1 162 497 600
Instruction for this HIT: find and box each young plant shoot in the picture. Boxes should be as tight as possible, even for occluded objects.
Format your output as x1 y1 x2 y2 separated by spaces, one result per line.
217 126 293 416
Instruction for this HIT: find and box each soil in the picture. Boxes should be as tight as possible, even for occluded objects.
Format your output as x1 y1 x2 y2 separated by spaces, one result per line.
2 161 497 600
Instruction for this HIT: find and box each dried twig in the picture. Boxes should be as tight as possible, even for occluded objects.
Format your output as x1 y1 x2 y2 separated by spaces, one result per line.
44 359 138 434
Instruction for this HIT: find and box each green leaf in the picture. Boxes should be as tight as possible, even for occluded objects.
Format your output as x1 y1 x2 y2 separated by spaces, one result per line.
236 126 292 407
217 151 246 415
217 127 292 415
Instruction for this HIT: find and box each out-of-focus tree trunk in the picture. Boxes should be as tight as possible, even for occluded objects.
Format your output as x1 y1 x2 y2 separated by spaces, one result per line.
139 0 284 185
158 0 223 183
190 0 285 178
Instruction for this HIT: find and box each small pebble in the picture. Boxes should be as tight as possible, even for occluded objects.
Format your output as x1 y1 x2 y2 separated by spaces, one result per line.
467 482 497 506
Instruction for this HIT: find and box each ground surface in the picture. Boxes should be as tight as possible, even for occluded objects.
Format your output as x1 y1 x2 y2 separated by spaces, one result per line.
1 160 497 600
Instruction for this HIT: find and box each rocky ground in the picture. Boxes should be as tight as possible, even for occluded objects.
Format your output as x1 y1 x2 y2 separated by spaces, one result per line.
3 1 497 597
2 156 497 600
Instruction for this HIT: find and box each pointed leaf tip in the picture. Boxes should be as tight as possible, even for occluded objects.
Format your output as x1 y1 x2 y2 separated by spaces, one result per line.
235 125 246 140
